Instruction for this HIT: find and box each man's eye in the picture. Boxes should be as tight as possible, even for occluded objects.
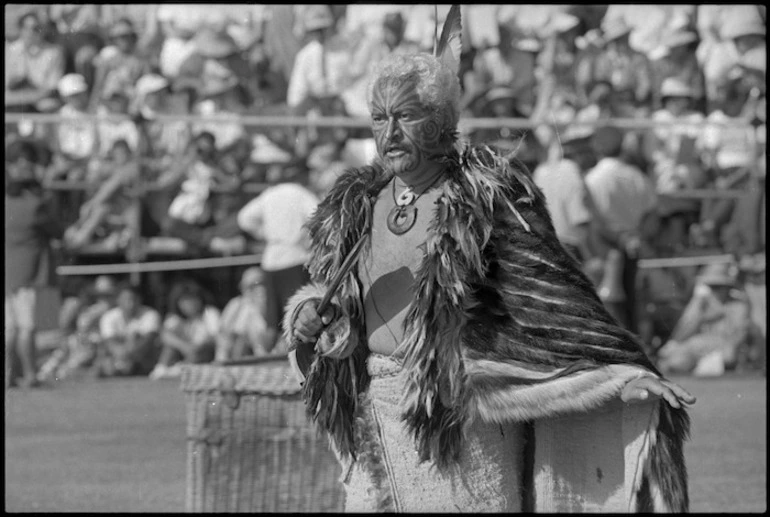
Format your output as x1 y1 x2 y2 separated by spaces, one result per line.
372 114 385 123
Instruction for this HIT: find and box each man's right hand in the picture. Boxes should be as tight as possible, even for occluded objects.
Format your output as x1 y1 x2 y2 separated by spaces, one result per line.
292 299 336 345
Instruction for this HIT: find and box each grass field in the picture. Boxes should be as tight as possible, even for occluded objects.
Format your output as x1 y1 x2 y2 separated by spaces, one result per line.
5 373 767 512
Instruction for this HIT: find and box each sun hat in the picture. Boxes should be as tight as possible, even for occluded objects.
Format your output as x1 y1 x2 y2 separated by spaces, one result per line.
737 46 766 74
550 12 580 35
660 77 698 99
57 74 88 98
720 9 766 40
194 28 239 59
135 74 170 98
664 29 699 49
199 61 240 98
302 4 335 33
240 267 265 289
109 19 137 39
602 17 632 43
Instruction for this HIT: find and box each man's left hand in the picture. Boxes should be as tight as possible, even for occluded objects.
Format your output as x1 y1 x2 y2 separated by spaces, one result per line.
621 376 697 409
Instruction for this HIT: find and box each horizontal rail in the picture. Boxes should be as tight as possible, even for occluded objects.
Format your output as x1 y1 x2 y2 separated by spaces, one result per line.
638 254 735 269
4 112 762 131
56 254 263 276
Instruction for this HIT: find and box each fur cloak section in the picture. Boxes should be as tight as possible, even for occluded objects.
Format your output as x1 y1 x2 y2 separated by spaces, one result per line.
283 144 690 511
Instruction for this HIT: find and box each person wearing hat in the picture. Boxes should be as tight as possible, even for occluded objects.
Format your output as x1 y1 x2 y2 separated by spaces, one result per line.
215 267 271 361
190 61 248 151
589 16 653 110
287 4 347 113
720 5 766 56
89 17 151 112
47 73 98 184
5 11 66 113
657 262 752 376
651 29 705 111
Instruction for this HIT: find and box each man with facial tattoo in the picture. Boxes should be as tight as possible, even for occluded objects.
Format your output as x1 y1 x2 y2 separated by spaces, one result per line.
284 6 694 512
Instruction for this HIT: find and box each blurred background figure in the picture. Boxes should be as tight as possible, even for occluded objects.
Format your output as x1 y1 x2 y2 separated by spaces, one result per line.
5 10 66 114
237 160 319 354
657 263 753 376
216 267 270 361
151 280 220 380
5 140 65 389
93 283 162 377
48 74 97 184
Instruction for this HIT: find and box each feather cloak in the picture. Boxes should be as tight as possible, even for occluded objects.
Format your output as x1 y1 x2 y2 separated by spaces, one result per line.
284 144 690 512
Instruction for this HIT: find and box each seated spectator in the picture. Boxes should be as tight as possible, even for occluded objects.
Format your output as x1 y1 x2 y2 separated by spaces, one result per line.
55 275 119 378
5 10 66 113
190 66 248 151
150 280 220 379
48 4 104 94
94 89 140 159
89 17 151 112
651 29 706 111
590 17 654 114
47 74 97 184
161 131 240 253
215 267 270 361
62 139 139 251
657 263 752 376
93 283 162 377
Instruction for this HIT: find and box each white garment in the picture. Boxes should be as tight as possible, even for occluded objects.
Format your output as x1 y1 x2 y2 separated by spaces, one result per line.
100 305 161 340
533 159 593 248
163 306 221 342
584 157 658 235
96 106 140 157
159 36 198 78
237 183 319 271
168 161 215 224
286 40 348 108
701 110 755 170
57 104 97 159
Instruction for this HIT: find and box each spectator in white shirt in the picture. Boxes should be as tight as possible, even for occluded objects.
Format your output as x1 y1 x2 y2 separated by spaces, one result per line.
48 74 97 183
95 283 162 377
238 161 319 352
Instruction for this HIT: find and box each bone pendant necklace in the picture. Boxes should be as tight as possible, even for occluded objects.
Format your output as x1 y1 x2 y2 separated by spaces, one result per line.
386 174 443 235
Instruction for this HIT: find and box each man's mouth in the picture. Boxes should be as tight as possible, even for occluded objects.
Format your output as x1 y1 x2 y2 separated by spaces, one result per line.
386 146 407 157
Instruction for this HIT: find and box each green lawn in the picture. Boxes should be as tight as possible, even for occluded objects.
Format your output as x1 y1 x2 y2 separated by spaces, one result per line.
4 374 767 512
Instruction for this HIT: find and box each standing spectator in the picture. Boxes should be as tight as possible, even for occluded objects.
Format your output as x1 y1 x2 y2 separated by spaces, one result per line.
238 161 319 352
216 267 270 361
94 284 162 377
5 140 65 388
47 74 97 184
591 18 654 114
341 11 420 118
532 129 595 267
5 11 66 113
286 5 348 113
89 18 152 111
585 126 660 332
150 280 220 379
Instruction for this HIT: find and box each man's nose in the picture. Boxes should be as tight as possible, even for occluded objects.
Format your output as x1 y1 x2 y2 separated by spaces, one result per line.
385 117 401 141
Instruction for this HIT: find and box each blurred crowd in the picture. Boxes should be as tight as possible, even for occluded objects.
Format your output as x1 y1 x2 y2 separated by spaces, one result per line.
4 5 767 382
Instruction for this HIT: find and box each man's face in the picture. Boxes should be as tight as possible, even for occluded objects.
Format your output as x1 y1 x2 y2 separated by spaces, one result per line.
19 15 43 47
117 290 139 315
370 75 448 175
